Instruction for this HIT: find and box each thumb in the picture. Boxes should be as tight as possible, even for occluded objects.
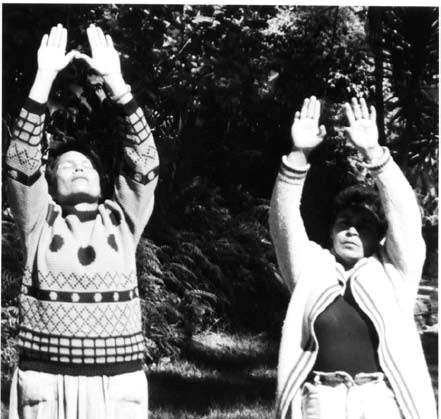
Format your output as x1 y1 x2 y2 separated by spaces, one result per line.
75 52 95 68
318 124 326 139
60 50 79 69
343 127 356 145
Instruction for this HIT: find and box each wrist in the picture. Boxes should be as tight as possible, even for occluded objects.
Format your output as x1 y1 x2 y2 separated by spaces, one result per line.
361 145 384 163
103 73 126 91
35 69 58 83
286 149 310 167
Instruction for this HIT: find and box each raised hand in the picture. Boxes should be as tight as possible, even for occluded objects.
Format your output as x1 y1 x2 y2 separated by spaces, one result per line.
38 24 77 75
291 96 326 154
76 24 121 76
343 98 382 161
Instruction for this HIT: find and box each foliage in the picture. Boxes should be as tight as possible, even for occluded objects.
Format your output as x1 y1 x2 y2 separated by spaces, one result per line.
1 5 438 376
367 7 439 227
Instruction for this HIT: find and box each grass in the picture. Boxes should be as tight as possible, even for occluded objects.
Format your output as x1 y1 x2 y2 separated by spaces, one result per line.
1 330 437 418
147 332 278 419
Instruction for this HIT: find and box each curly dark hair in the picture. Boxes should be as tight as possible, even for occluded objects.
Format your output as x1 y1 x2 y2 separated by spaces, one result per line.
332 184 387 238
45 141 107 202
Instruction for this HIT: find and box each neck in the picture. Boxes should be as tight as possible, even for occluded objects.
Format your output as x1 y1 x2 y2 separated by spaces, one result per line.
331 249 359 271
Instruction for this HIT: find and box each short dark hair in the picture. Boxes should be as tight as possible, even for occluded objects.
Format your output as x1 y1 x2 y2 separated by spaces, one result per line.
332 184 387 238
45 141 105 201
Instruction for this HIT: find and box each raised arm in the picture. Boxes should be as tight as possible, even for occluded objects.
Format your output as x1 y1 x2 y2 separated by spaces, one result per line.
6 24 76 242
269 97 327 292
78 24 160 244
343 98 425 291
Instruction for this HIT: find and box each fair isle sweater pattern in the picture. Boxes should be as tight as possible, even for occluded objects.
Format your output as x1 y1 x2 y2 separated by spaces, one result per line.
6 97 159 375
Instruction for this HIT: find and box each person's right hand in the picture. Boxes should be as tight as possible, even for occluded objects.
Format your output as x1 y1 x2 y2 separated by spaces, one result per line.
76 24 122 77
291 96 326 154
37 24 77 75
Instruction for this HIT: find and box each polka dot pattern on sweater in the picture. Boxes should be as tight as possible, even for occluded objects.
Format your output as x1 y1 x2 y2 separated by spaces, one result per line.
78 246 96 266
49 235 64 252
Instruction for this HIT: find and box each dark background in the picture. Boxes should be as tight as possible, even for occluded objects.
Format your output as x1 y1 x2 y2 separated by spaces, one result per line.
2 4 438 411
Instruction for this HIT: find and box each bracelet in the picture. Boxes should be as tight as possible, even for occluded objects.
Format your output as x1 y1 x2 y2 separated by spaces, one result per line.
110 85 132 102
363 146 391 171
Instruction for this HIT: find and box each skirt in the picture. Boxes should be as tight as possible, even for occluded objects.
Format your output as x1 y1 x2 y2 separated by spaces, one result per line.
8 368 148 419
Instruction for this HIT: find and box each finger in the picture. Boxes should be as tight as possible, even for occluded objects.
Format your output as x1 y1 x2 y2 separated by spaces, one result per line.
40 34 49 48
48 26 58 46
55 23 64 47
360 98 369 120
87 24 100 53
352 97 362 120
318 124 326 138
300 98 309 119
307 96 316 118
343 127 354 144
105 34 114 49
61 50 78 68
96 26 107 45
369 105 377 122
313 98 321 121
75 52 94 67
344 102 356 126
60 27 67 51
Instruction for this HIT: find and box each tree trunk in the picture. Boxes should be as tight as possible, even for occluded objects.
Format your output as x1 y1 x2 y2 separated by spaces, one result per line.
367 7 386 146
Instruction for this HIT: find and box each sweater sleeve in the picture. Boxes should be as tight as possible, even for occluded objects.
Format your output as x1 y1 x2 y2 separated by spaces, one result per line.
113 98 159 245
367 147 425 296
5 98 51 245
269 156 324 293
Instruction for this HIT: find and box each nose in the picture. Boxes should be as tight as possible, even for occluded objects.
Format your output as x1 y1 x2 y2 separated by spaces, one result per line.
346 226 358 236
74 165 84 172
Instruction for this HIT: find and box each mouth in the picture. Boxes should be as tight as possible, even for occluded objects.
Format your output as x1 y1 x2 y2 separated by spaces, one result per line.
72 176 88 182
342 241 359 248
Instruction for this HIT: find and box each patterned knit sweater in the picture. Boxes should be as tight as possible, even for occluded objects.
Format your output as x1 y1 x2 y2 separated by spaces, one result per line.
6 96 159 376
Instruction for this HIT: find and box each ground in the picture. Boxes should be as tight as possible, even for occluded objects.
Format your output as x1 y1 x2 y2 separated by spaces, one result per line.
1 300 438 419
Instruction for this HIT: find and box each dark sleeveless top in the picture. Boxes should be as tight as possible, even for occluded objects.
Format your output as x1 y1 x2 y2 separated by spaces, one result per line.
312 279 381 376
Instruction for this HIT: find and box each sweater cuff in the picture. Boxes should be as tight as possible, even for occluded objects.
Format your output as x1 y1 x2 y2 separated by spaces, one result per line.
120 98 138 116
25 97 46 115
278 155 310 184
362 147 392 173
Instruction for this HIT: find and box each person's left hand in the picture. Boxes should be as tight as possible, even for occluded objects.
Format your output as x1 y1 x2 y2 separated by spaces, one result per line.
76 24 121 77
343 97 382 161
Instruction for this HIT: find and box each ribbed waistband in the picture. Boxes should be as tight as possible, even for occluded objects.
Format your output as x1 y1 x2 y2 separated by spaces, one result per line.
308 370 385 387
19 358 144 376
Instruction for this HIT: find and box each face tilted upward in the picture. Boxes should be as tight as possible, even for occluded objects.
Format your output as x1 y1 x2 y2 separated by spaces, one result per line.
331 207 382 268
54 151 102 206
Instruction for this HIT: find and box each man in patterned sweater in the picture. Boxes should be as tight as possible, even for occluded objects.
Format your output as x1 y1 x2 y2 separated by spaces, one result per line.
6 24 159 419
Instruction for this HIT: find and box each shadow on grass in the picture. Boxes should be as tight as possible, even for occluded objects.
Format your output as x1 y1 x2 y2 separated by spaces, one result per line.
182 337 278 371
148 369 275 415
147 334 278 416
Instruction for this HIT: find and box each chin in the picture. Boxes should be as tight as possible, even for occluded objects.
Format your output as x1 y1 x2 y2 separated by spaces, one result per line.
337 251 363 267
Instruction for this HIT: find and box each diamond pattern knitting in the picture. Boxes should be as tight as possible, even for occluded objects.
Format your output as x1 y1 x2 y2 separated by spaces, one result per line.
21 297 142 337
7 97 158 372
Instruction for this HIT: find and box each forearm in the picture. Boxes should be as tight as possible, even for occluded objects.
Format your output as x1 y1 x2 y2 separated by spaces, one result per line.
367 148 425 277
28 70 56 104
269 153 313 291
113 96 159 243
6 98 50 236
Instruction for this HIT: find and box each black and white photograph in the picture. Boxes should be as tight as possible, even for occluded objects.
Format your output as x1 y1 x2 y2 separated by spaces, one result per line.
1 3 438 419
